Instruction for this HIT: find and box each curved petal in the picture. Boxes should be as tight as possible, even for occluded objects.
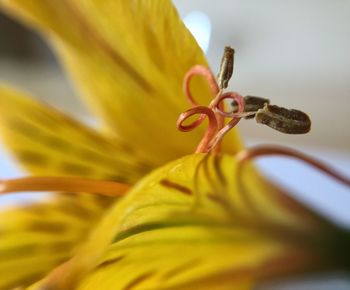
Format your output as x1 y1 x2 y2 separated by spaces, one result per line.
0 194 114 290
0 0 242 166
31 154 342 290
0 85 149 183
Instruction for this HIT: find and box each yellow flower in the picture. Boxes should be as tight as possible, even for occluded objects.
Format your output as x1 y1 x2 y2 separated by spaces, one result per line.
0 1 239 288
0 1 348 290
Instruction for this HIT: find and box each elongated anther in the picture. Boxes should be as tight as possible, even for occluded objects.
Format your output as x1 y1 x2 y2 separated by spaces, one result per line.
217 46 235 89
255 104 311 134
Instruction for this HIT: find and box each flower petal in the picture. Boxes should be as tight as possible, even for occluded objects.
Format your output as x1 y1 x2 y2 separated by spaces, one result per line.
0 86 150 183
78 227 269 290
33 154 341 289
0 0 242 165
0 194 111 289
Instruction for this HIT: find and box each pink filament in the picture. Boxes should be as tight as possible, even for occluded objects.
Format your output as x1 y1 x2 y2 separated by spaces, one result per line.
177 106 218 153
0 176 130 197
208 92 245 151
183 65 220 106
236 145 350 188
214 92 245 118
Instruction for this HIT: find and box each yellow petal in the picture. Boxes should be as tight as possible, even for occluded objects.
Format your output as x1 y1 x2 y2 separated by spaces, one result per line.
0 194 111 290
0 85 149 183
0 0 242 166
78 227 267 290
33 154 341 289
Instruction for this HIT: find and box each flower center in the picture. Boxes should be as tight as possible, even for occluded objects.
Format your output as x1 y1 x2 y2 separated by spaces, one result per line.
177 47 246 154
177 47 312 153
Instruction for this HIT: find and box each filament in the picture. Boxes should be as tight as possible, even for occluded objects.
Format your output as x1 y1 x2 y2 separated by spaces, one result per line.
177 106 218 153
208 92 245 151
236 145 350 188
214 91 245 118
0 176 130 197
183 65 220 106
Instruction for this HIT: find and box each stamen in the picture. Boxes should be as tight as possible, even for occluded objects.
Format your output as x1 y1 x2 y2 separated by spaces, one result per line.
217 46 235 89
0 176 130 197
180 60 243 153
177 106 218 153
236 145 350 188
178 48 312 153
255 104 311 134
183 65 219 106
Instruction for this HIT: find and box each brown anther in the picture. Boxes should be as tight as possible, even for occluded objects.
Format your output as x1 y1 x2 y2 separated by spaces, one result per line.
255 104 311 134
217 46 235 89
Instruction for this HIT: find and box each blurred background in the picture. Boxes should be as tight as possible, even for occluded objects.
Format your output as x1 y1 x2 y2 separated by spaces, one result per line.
0 1 349 288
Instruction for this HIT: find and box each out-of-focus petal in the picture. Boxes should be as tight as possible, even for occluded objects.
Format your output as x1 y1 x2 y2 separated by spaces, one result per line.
0 86 150 183
0 194 113 290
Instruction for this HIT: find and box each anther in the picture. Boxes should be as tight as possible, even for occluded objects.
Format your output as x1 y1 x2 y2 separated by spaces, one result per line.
217 46 235 89
255 104 311 134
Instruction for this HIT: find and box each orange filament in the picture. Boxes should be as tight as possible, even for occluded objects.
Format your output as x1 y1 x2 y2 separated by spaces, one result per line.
177 106 218 153
236 145 350 188
0 176 130 197
183 65 220 106
178 65 245 153
214 92 245 118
